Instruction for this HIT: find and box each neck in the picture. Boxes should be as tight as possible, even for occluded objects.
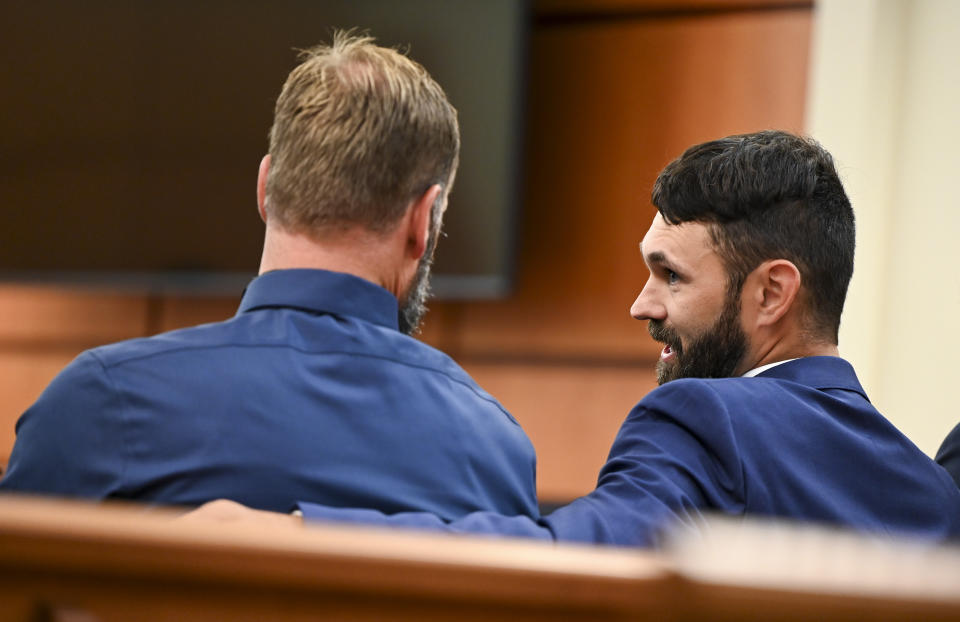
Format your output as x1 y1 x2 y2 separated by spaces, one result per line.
258 222 407 298
749 342 838 371
740 328 839 374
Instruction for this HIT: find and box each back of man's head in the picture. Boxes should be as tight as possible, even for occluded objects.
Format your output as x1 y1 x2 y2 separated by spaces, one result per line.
265 32 460 235
651 130 855 343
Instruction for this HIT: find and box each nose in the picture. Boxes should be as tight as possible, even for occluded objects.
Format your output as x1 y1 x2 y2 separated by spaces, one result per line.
630 277 666 321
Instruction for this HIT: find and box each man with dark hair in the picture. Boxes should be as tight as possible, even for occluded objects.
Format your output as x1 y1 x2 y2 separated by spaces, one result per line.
0 33 538 521
187 130 960 545
641 130 855 386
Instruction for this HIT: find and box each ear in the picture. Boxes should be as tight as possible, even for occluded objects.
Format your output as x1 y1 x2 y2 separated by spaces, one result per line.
403 184 443 260
744 259 802 328
256 154 271 223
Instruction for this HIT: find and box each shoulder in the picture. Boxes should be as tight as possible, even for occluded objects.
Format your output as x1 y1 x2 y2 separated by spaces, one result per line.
627 376 798 443
374 329 514 418
87 317 241 369
613 380 746 455
639 374 805 412
638 377 754 415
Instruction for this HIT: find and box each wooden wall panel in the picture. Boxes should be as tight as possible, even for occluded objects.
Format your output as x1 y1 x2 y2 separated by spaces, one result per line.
157 295 240 333
535 0 812 14
0 284 148 346
466 362 658 501
435 7 811 363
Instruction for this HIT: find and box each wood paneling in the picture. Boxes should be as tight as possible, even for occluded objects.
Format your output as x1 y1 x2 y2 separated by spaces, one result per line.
466 362 657 501
157 295 240 332
535 0 812 15
0 284 148 346
432 6 811 364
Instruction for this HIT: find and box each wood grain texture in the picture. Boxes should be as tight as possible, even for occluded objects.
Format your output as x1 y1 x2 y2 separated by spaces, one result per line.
0 495 668 622
1 497 957 622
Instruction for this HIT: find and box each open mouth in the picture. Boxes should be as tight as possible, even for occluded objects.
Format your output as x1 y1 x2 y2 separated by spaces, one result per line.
649 321 681 363
660 343 677 362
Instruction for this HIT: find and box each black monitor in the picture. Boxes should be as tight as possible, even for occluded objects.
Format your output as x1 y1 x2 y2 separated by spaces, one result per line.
1 0 528 298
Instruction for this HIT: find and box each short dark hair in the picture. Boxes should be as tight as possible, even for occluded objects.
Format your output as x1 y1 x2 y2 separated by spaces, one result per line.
651 130 855 343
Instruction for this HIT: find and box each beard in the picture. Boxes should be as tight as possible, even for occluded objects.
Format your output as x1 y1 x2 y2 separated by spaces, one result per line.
397 246 434 336
648 290 748 385
397 200 443 336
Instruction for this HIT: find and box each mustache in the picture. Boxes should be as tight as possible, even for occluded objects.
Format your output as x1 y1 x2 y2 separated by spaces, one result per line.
648 320 681 351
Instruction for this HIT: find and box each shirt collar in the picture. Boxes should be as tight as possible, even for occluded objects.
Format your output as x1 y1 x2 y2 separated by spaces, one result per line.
237 269 400 331
742 359 797 378
749 356 869 399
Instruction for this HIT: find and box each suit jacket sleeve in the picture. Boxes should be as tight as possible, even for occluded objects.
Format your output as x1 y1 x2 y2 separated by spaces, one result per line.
299 380 746 547
0 351 127 497
935 423 960 488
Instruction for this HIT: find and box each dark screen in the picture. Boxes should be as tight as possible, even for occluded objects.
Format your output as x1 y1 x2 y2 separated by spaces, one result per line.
1 0 527 297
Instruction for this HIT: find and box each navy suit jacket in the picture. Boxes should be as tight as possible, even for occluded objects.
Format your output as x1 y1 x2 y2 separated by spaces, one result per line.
300 357 960 545
936 423 960 488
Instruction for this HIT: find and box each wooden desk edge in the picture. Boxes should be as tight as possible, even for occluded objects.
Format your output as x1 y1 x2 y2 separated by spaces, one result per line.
0 494 668 612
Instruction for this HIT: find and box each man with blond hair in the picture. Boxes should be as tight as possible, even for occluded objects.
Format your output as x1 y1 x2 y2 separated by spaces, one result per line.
1 33 538 520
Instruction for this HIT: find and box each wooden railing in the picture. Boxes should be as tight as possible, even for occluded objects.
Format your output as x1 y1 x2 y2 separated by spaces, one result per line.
1 495 958 621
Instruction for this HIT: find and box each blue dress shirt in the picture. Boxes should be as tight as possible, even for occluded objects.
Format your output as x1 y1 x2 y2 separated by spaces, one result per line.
298 357 960 545
0 269 539 519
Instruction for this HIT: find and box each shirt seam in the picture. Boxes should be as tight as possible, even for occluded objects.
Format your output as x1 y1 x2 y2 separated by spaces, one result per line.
97 343 518 423
85 349 133 496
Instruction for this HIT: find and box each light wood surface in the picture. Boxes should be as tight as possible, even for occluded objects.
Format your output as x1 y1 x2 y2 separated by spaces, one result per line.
1 496 958 621
667 516 960 622
0 495 667 622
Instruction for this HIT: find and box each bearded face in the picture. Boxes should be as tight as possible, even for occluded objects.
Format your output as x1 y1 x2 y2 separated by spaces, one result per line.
648 287 748 385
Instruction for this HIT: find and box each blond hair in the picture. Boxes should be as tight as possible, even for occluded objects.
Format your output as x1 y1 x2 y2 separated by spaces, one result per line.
265 32 460 233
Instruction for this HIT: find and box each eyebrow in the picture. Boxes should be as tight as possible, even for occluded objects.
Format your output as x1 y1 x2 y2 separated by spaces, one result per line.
646 250 668 265
639 243 670 267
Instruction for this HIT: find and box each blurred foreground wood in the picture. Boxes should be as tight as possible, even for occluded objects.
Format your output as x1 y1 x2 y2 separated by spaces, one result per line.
0 495 957 621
